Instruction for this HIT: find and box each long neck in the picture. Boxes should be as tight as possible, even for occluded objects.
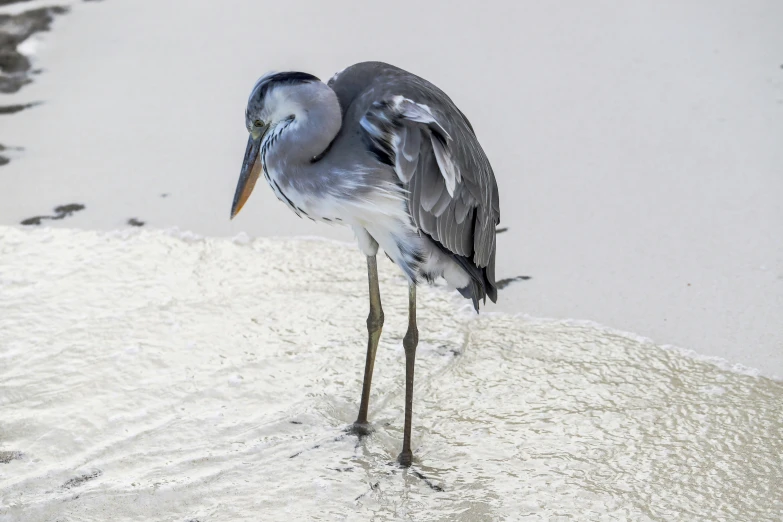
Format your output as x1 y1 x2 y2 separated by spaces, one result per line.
264 85 342 185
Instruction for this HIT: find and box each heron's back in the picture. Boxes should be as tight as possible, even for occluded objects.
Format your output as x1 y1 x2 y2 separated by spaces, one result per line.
329 62 501 310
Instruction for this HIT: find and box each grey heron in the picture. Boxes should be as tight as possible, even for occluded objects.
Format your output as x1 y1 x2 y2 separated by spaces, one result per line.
230 62 499 467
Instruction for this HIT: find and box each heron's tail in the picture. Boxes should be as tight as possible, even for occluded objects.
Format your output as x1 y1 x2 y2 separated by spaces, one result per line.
455 249 498 313
419 230 498 312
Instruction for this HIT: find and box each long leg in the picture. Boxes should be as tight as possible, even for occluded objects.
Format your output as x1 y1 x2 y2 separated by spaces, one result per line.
351 255 384 435
398 283 418 467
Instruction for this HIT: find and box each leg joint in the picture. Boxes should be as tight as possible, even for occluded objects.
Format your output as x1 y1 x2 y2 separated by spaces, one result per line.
403 326 418 354
367 310 384 332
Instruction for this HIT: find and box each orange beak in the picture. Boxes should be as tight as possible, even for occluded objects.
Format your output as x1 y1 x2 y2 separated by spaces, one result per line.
230 131 265 219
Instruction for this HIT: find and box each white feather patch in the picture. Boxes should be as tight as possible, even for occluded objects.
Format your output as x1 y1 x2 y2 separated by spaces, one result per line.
430 134 459 197
392 96 452 140
391 96 459 196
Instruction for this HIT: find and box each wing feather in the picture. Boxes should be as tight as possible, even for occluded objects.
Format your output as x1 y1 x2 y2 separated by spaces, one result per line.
360 93 498 265
418 141 445 212
454 193 470 224
347 62 500 308
430 181 453 217
395 126 417 182
329 62 500 307
402 123 421 161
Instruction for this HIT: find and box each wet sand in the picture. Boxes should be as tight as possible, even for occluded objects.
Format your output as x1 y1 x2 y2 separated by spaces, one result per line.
1 227 781 521
0 2 782 518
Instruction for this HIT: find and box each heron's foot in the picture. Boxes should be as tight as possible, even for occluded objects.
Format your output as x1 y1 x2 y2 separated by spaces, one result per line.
346 421 374 438
397 449 413 467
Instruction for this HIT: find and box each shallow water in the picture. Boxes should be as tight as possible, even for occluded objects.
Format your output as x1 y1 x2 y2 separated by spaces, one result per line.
1 227 781 521
2 0 782 374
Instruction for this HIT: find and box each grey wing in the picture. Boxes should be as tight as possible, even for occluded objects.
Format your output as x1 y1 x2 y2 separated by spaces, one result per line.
359 84 500 304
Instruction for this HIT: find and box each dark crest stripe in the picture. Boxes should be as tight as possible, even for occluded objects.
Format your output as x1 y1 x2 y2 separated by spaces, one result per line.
252 72 320 103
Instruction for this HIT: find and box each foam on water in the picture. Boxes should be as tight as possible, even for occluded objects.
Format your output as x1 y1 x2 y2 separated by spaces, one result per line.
1 226 781 521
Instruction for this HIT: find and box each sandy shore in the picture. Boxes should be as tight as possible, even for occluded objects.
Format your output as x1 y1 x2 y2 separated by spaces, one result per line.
1 226 781 520
0 0 781 372
1 2 782 519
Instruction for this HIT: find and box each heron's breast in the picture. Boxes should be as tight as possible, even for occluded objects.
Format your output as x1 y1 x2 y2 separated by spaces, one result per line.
263 167 344 223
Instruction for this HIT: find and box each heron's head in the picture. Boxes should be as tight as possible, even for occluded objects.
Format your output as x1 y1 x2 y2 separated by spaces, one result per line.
230 71 325 219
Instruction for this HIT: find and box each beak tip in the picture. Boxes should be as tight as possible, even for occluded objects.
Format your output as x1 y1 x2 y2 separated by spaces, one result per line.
232 133 262 222
230 200 243 220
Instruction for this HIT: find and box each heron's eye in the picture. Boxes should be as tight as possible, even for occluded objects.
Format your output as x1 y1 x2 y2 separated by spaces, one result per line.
253 119 265 128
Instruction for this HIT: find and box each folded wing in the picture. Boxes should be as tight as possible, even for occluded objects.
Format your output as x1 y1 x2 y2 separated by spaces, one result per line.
359 90 500 307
